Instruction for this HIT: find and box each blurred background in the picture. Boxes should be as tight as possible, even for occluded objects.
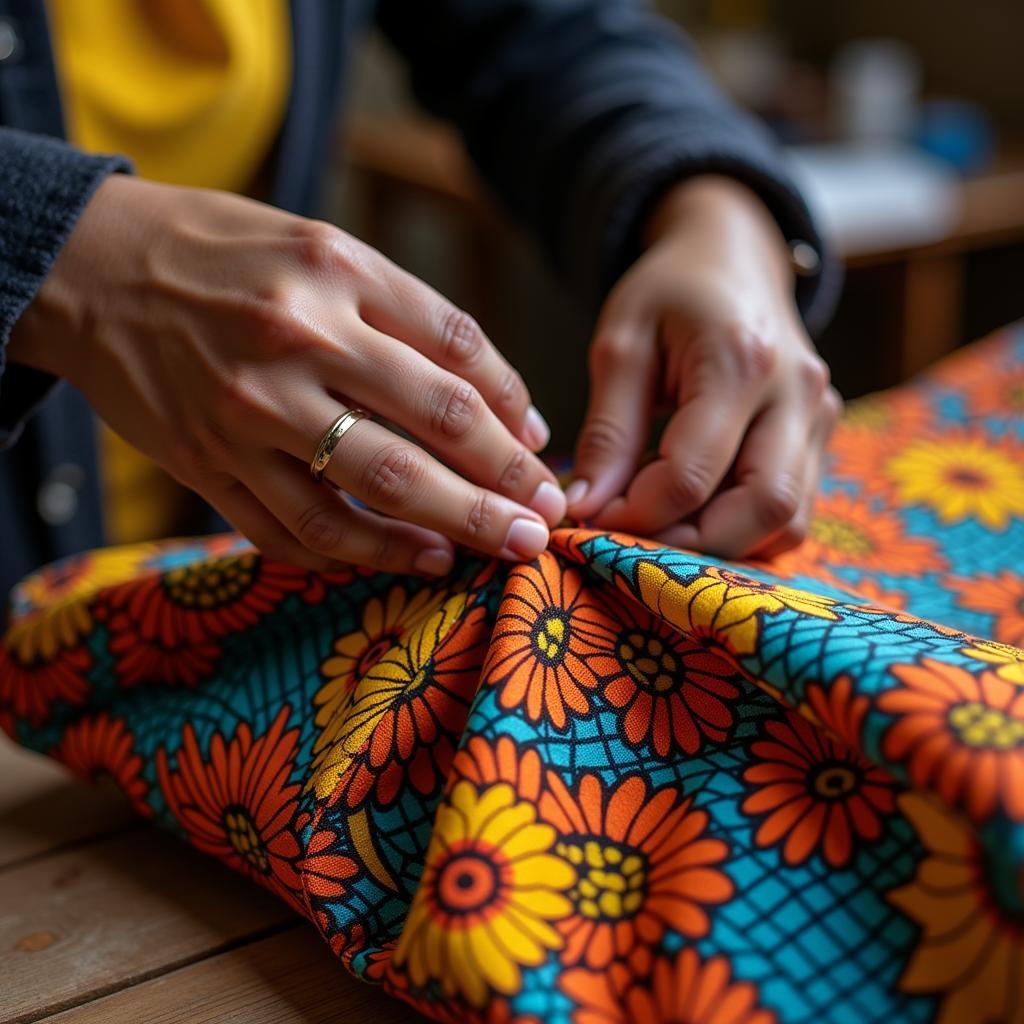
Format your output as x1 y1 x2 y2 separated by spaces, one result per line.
326 0 1024 450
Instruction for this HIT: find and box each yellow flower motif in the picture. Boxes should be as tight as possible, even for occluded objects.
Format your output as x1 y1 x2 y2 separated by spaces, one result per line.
309 591 463 799
636 562 837 656
7 544 155 663
885 436 1024 529
394 780 574 1007
888 792 1024 1024
961 639 1024 685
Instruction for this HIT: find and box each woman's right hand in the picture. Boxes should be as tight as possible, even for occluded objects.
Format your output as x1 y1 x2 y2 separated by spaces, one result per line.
8 175 567 575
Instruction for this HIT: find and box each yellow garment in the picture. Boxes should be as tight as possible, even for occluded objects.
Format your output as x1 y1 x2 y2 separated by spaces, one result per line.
47 0 292 543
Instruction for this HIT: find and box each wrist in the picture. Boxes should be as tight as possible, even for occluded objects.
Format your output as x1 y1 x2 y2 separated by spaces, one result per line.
7 174 133 382
644 174 797 293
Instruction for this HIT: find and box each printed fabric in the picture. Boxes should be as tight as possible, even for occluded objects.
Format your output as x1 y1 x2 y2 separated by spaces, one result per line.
3 323 1024 1023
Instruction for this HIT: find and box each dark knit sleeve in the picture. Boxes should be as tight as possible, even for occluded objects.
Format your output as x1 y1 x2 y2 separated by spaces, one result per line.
376 0 837 331
0 127 131 448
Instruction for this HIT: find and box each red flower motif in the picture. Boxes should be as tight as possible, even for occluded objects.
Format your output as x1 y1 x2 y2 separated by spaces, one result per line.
157 707 357 913
742 709 897 868
483 553 613 730
101 553 311 687
561 947 776 1024
0 642 91 727
53 713 151 816
539 772 733 969
584 588 741 758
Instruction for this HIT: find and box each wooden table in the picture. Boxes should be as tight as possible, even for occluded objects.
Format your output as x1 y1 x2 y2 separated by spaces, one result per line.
0 737 419 1024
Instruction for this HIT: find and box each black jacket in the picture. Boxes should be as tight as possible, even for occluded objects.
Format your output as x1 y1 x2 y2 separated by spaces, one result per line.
0 0 831 599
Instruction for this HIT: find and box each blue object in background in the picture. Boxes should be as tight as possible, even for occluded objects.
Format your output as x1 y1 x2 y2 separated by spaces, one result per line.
916 98 995 174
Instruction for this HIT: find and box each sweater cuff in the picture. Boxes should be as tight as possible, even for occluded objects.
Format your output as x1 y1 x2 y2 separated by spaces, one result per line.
0 128 132 447
568 121 840 336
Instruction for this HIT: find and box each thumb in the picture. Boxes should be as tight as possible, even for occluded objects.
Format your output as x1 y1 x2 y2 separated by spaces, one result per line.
567 320 655 521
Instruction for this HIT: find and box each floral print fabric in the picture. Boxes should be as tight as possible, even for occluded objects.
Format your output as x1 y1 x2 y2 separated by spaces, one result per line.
4 322 1024 1023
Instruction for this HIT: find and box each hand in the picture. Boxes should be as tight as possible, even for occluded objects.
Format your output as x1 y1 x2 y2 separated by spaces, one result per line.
566 175 840 559
9 175 565 573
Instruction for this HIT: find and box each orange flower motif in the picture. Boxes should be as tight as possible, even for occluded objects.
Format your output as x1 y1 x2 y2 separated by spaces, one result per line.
53 713 151 816
583 589 742 758
100 553 312 687
539 772 733 968
801 675 869 752
457 734 544 803
770 492 945 575
483 554 611 729
561 947 776 1024
157 707 358 913
742 709 897 868
888 793 1024 1024
948 572 1024 647
930 341 1024 419
880 658 1024 821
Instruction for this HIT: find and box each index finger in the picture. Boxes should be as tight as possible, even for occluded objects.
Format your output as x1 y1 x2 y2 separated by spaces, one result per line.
595 334 768 534
357 260 550 451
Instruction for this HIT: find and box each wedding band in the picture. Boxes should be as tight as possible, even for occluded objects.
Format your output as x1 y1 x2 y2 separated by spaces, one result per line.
310 408 368 482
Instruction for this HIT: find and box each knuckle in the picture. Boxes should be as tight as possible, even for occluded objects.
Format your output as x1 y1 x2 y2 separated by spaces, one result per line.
496 367 528 412
498 448 528 492
752 478 801 531
439 307 484 364
822 385 843 427
464 491 497 541
431 379 480 440
577 414 628 461
719 323 776 381
296 503 347 555
167 436 209 480
371 531 399 571
243 299 309 357
295 221 344 274
589 332 632 373
666 462 714 510
798 355 831 401
191 413 236 467
210 379 262 435
362 444 421 510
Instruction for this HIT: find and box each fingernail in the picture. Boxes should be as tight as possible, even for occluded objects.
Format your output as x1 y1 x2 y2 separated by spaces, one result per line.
529 480 567 525
502 517 549 560
564 478 589 508
523 405 551 451
413 547 454 576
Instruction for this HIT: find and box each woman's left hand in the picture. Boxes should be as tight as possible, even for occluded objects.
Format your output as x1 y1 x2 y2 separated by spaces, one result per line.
565 174 841 560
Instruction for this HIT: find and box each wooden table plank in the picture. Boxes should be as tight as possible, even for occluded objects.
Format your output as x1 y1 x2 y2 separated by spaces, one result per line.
0 738 138 870
0 828 296 1024
41 924 424 1024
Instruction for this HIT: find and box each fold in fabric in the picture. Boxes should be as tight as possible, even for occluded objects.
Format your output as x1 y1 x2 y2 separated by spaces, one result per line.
3 323 1024 1023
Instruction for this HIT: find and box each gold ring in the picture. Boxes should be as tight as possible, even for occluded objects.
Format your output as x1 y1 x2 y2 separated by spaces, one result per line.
310 408 368 482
